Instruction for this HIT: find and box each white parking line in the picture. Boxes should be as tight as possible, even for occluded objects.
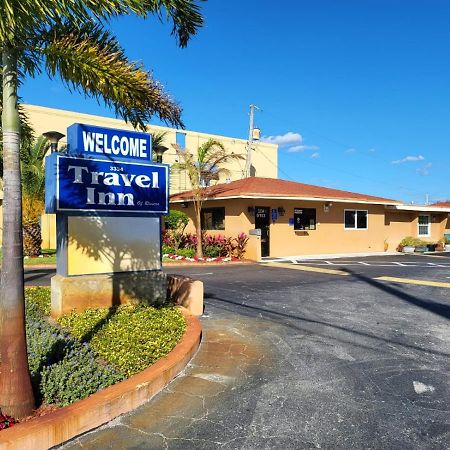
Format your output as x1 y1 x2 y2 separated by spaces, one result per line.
358 262 370 266
393 262 406 266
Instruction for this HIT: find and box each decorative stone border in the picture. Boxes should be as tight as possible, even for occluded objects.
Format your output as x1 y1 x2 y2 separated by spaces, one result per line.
0 315 202 450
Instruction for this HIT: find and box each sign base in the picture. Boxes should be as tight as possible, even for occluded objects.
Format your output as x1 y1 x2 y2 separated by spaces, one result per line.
50 271 167 318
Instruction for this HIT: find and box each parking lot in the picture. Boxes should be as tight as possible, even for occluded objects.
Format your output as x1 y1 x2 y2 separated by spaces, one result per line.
160 257 450 448
261 253 450 284
22 254 450 449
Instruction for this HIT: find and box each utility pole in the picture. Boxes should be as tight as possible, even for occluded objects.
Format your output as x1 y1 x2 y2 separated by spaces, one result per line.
245 104 260 178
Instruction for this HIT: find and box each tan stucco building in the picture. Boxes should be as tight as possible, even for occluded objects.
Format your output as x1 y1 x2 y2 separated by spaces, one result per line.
171 177 450 259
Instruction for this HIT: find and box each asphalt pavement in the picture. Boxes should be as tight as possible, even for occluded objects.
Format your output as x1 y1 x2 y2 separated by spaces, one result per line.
55 254 450 449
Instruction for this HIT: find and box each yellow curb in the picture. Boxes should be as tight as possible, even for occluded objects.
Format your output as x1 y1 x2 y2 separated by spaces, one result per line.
419 254 450 259
0 315 202 450
263 262 349 276
375 276 450 289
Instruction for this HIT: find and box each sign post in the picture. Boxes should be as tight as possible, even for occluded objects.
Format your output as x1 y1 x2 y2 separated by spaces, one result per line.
45 123 170 317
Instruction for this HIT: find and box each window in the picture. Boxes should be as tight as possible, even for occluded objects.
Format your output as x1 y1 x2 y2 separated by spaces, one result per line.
175 132 186 149
201 207 225 230
294 208 316 231
418 215 430 236
344 210 368 230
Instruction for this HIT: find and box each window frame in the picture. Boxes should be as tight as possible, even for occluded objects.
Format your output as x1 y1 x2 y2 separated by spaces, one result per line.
201 207 225 231
344 209 369 230
417 214 430 237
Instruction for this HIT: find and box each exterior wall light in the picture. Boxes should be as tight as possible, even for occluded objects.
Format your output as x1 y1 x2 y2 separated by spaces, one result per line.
323 202 333 213
154 145 168 163
277 207 285 216
43 131 65 153
247 206 255 213
181 202 188 208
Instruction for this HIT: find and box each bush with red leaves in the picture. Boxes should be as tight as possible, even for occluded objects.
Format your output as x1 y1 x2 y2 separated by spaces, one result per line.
0 411 17 430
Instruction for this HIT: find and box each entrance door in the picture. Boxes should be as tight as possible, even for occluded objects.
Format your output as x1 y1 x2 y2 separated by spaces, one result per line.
255 207 270 257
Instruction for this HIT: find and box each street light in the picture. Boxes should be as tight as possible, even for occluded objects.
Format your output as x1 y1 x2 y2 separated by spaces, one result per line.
43 131 65 153
154 145 168 163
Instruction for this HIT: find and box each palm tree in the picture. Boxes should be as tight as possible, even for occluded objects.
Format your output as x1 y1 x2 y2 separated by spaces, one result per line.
151 130 169 162
0 1 203 418
174 139 244 258
21 136 50 257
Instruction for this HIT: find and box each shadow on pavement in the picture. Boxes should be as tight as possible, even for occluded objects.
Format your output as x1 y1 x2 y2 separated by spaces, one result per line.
344 268 450 321
204 279 450 359
24 268 55 284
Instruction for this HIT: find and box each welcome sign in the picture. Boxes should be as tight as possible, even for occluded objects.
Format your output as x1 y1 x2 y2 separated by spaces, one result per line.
67 123 152 163
45 124 169 215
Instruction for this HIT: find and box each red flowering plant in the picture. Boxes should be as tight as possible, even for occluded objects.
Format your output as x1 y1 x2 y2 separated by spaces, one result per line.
0 411 17 430
234 232 249 259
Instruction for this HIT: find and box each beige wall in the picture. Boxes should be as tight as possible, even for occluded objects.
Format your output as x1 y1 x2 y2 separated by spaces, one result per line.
171 199 450 258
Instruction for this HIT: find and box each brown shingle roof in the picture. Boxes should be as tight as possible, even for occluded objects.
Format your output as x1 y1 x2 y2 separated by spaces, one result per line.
170 177 400 205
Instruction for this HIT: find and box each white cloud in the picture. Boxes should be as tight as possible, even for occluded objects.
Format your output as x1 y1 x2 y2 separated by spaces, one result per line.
261 131 302 146
416 162 432 176
310 152 320 159
368 148 376 153
391 155 425 164
345 148 356 154
287 144 319 153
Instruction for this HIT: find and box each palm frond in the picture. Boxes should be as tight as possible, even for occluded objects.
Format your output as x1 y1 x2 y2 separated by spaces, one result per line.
38 21 183 130
20 135 50 199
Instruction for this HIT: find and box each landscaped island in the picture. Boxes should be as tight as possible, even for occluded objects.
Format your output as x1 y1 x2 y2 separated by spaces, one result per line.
0 287 186 428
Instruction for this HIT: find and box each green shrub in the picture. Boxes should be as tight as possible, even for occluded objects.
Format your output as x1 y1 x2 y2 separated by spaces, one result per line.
162 244 175 254
25 287 124 406
164 210 189 230
204 245 221 257
400 236 428 247
57 307 111 342
25 287 51 316
59 305 186 377
40 344 124 406
176 248 195 258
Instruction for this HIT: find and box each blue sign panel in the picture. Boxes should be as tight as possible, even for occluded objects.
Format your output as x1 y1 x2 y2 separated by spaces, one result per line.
67 123 152 164
45 154 169 215
271 208 278 222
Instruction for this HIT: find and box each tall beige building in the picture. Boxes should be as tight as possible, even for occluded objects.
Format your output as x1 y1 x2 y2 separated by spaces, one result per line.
0 104 279 247
23 104 279 194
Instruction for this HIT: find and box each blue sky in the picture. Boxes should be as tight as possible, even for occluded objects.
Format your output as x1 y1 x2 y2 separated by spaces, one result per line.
21 0 450 204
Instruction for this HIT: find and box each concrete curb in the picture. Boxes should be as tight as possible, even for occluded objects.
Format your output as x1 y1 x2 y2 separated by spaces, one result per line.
0 315 202 450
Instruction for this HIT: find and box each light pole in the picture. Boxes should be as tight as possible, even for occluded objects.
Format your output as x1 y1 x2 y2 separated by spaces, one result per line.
43 131 65 152
245 104 260 178
154 145 168 163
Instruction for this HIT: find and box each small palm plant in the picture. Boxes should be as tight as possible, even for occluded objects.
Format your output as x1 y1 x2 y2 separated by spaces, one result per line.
20 136 50 257
174 139 244 258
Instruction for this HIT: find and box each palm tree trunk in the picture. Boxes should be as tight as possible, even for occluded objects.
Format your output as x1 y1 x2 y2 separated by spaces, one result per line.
0 47 35 418
193 199 203 258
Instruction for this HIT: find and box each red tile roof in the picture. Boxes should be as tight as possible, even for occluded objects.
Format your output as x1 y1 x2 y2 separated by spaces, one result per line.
431 201 450 208
170 177 400 205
